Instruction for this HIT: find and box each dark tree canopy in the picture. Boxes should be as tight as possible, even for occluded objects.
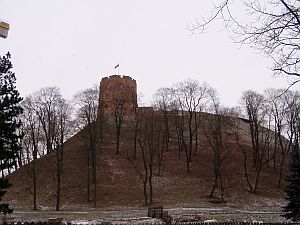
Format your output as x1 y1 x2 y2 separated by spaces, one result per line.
0 52 23 214
283 141 300 221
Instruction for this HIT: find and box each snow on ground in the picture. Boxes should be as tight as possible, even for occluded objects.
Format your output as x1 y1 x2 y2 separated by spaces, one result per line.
5 204 289 223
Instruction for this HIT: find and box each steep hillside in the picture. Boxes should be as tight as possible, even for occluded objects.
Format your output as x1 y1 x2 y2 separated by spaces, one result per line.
3 114 288 210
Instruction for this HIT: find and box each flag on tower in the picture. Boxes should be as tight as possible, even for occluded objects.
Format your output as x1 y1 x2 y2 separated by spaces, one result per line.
114 64 119 69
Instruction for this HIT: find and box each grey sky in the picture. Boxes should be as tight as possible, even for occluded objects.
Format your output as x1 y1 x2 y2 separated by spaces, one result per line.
0 0 292 107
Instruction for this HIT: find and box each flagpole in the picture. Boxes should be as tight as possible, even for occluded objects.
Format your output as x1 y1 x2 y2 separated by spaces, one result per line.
114 64 120 75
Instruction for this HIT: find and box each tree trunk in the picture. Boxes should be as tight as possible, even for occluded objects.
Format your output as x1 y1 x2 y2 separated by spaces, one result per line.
273 129 278 170
255 123 260 169
93 164 97 207
143 180 148 205
56 148 61 211
243 149 254 193
32 157 37 210
277 152 286 188
32 161 37 210
116 123 122 154
92 143 97 207
194 114 198 156
139 138 149 205
209 177 217 198
32 134 38 210
253 161 263 193
116 128 120 154
87 144 91 202
149 165 153 204
133 121 138 159
164 112 170 152
188 116 193 162
176 128 182 160
183 138 190 173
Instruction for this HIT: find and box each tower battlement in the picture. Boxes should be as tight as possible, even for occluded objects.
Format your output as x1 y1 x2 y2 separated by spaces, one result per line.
101 75 136 82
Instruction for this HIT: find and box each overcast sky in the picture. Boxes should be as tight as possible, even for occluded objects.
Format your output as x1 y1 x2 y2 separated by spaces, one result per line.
0 0 293 107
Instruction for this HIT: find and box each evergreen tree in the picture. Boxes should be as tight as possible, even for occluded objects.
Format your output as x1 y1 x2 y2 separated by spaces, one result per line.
0 52 23 214
282 139 300 221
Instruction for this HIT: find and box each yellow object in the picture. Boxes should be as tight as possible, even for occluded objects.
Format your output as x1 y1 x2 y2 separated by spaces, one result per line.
0 21 10 39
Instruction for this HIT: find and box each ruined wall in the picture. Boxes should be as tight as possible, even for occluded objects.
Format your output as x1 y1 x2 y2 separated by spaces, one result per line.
99 75 137 113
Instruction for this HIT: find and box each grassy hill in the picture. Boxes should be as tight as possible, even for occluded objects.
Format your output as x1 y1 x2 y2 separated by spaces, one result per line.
3 113 287 210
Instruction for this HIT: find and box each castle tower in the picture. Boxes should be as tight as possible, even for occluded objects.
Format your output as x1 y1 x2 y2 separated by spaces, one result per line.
99 75 137 113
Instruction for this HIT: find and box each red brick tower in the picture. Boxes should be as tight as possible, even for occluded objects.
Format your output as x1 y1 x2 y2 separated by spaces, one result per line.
99 75 137 113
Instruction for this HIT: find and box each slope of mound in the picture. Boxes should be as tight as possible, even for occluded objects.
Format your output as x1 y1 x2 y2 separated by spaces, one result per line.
3 116 287 210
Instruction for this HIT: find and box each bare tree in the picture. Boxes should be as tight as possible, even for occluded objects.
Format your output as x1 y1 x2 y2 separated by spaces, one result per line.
174 79 211 172
203 90 237 201
153 88 174 152
53 99 73 211
111 90 126 155
21 96 42 210
140 110 154 205
131 92 142 160
114 102 124 155
23 87 73 210
33 87 62 155
132 107 139 160
128 108 160 205
263 89 300 188
73 86 100 207
172 102 189 167
231 116 254 193
154 114 166 177
264 89 284 169
241 90 266 169
191 0 300 86
277 90 300 187
152 88 176 175
240 90 272 193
